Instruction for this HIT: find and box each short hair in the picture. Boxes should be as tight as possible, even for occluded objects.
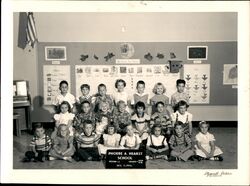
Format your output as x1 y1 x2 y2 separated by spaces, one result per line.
98 83 106 90
156 101 164 108
83 120 94 127
99 101 110 110
125 124 134 131
136 80 145 88
151 124 162 134
57 124 70 137
81 100 91 106
33 123 44 131
60 101 71 113
59 80 68 87
115 79 126 88
176 100 189 110
176 79 186 86
105 122 117 133
174 121 184 129
80 84 90 90
135 101 146 110
117 100 126 107
198 121 210 131
152 82 166 94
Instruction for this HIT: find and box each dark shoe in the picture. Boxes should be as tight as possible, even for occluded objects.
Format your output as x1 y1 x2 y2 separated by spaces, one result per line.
188 156 195 161
218 156 223 161
168 156 177 161
197 156 205 161
22 158 31 162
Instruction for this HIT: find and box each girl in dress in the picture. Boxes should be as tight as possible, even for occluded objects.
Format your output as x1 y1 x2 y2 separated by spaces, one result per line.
51 101 75 139
195 121 223 161
49 124 75 162
98 123 121 159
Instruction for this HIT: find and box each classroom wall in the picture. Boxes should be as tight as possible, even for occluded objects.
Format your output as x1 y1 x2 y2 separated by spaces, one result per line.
13 12 237 123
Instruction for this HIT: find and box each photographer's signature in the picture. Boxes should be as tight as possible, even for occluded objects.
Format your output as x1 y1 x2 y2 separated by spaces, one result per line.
204 171 232 177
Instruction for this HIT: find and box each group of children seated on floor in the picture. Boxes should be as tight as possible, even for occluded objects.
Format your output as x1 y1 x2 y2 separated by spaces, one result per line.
23 79 223 163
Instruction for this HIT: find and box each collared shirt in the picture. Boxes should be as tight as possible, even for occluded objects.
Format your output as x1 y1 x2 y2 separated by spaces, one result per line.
113 110 131 130
77 95 95 104
103 133 121 147
151 111 171 127
131 113 150 133
171 111 193 124
73 112 96 130
53 92 76 108
30 134 52 151
131 92 149 106
171 91 190 107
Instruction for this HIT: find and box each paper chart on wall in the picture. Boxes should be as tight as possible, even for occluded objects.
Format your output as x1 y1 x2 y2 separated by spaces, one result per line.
183 64 210 104
223 64 237 85
43 65 71 105
75 65 180 101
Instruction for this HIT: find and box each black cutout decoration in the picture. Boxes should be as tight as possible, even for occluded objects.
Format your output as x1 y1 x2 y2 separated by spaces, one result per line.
104 52 115 61
80 54 89 62
156 53 164 59
94 54 99 60
144 52 153 61
170 52 176 59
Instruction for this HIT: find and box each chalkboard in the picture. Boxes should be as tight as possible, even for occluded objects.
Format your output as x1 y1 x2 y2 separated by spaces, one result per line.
37 42 237 105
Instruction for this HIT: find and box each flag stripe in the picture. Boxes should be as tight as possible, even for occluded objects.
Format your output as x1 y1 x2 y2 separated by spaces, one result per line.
27 12 38 47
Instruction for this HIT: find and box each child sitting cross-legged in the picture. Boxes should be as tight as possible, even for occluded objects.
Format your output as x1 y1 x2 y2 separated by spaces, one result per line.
168 121 195 162
23 123 52 162
120 124 141 149
74 120 101 161
49 124 75 162
146 124 169 161
98 123 121 159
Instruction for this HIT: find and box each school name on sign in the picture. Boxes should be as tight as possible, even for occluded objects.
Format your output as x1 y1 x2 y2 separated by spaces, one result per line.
106 150 146 169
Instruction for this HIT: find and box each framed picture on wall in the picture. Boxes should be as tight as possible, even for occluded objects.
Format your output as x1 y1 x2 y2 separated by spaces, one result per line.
45 46 67 61
187 46 208 60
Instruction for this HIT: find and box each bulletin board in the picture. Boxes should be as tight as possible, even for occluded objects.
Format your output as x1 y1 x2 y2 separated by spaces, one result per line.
37 42 237 105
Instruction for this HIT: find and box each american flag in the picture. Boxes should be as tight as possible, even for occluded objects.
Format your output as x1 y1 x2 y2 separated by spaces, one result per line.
18 12 38 49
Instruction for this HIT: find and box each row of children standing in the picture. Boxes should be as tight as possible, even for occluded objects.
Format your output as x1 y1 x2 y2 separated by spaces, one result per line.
24 79 223 163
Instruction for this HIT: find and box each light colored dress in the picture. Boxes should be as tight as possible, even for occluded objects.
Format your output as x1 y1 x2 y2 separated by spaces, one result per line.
98 133 121 155
195 132 223 158
53 112 75 136
120 133 142 149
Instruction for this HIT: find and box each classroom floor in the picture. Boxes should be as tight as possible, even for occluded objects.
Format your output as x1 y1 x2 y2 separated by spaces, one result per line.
13 127 237 169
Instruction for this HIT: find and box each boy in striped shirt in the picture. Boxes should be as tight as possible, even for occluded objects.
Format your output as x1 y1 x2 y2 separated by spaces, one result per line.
74 120 101 161
23 123 52 162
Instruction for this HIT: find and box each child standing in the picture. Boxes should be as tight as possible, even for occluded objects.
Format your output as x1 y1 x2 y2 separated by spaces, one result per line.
150 101 172 139
168 121 194 161
49 124 75 162
77 84 94 104
120 124 141 149
98 123 121 157
195 121 223 161
113 79 130 112
75 120 101 161
93 84 114 113
52 101 75 139
150 82 169 114
171 79 190 112
146 124 169 160
52 80 76 112
113 100 132 136
73 100 95 135
131 80 150 112
171 100 193 137
131 101 150 142
23 123 52 162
